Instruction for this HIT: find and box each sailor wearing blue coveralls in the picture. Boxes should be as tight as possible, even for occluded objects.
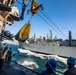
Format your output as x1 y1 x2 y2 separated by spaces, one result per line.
64 57 76 75
41 58 57 75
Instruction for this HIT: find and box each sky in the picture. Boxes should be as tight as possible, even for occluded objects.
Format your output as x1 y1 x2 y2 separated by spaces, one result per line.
6 0 76 40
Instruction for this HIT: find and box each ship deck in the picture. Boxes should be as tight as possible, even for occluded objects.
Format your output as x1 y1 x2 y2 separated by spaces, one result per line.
0 65 26 75
0 62 39 75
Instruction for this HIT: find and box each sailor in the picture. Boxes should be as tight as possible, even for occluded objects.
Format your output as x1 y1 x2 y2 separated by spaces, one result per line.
64 57 76 75
0 46 4 71
41 58 57 75
7 47 12 65
0 46 8 71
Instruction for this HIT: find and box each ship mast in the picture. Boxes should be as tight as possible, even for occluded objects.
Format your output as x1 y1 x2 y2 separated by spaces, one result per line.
50 29 52 40
69 31 72 46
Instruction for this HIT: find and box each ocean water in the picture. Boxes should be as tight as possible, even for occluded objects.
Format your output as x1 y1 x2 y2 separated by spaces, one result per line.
9 44 68 75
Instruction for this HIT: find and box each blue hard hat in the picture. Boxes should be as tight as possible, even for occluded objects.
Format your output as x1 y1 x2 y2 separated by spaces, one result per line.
47 59 57 72
67 57 76 64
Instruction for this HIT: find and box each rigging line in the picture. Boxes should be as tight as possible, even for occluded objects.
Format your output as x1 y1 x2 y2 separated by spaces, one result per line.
27 1 65 39
29 0 67 38
16 0 23 6
17 0 66 39
37 13 65 39
40 10 67 38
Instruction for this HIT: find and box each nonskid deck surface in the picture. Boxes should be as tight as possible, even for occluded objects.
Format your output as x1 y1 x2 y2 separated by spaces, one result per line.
0 64 27 75
0 62 39 75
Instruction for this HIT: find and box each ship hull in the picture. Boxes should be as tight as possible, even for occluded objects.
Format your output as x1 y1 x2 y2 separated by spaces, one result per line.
19 41 76 58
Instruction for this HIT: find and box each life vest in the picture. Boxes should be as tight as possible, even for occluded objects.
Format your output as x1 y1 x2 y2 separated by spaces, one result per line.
7 50 12 57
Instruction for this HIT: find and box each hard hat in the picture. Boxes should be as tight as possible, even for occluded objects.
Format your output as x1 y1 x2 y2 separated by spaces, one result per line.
47 58 56 71
67 57 76 64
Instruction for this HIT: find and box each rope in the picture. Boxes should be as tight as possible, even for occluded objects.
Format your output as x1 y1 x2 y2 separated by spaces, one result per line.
16 0 23 6
28 14 33 23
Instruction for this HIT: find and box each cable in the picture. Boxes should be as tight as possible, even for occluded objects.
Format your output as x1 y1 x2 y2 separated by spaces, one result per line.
40 10 67 38
16 0 67 39
37 13 65 39
16 0 23 5
29 0 67 39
